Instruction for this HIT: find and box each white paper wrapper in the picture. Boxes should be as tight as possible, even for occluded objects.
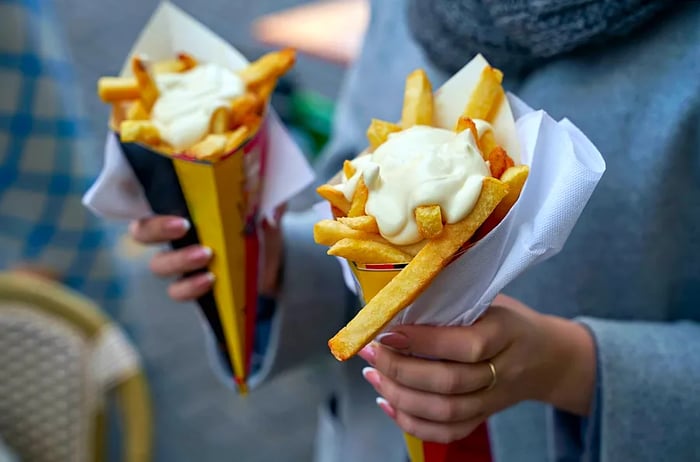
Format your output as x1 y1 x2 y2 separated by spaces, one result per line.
82 1 314 222
320 88 605 329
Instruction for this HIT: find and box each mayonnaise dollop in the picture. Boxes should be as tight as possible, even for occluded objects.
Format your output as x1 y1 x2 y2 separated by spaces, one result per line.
151 63 245 150
336 125 490 245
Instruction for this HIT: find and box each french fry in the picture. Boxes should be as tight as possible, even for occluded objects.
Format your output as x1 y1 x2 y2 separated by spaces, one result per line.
223 125 251 154
472 165 529 241
176 52 198 71
209 107 231 134
187 134 228 161
348 179 369 217
401 69 433 127
253 79 277 106
152 53 198 74
478 130 497 159
328 178 510 360
486 146 515 179
238 48 296 89
317 185 351 216
314 219 392 247
131 56 159 111
455 116 479 142
119 120 161 145
415 205 444 239
97 77 140 102
126 101 150 121
153 59 186 74
328 239 412 264
367 119 402 150
239 113 263 136
338 215 379 234
229 93 261 126
343 160 356 179
462 66 504 122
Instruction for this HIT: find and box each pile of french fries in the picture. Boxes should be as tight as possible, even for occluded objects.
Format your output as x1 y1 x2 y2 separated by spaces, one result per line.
314 66 530 360
97 49 296 161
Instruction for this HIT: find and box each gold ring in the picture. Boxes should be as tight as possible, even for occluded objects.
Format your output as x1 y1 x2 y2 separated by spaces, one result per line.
486 360 497 391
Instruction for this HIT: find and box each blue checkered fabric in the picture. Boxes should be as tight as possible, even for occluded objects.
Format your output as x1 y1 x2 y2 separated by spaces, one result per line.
0 0 126 315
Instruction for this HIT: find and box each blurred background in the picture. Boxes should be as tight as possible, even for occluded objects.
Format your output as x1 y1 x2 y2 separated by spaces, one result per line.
1 0 368 461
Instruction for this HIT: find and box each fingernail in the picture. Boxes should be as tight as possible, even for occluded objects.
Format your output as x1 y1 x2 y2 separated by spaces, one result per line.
376 332 409 350
166 218 190 233
358 344 376 365
189 246 213 261
195 272 215 286
376 397 396 419
362 367 380 388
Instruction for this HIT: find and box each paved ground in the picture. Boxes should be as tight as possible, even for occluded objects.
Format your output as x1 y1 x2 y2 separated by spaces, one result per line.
52 1 347 461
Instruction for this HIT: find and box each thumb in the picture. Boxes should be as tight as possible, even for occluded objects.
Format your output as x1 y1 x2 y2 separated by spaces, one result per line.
378 318 509 363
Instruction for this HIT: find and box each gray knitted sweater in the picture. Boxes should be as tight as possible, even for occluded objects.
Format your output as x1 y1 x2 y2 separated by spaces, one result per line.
262 1 700 461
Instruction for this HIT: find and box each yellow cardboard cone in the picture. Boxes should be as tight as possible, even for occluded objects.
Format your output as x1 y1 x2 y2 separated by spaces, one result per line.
173 149 249 392
349 262 492 462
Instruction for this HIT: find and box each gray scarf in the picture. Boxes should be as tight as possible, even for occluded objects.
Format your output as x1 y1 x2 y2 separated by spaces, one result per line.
407 0 671 75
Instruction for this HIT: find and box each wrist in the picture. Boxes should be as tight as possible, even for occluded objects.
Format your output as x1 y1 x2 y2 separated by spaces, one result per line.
541 315 596 416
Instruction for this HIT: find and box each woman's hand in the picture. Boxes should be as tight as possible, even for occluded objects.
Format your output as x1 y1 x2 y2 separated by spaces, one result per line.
358 294 596 443
129 216 214 301
129 209 285 302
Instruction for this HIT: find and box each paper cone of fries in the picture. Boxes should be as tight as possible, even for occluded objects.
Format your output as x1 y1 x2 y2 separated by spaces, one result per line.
84 1 314 394
315 54 604 461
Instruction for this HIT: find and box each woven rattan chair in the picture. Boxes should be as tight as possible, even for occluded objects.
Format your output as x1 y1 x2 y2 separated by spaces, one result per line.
0 272 151 462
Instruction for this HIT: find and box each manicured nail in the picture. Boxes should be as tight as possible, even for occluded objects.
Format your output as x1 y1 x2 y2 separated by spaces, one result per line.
358 344 376 365
194 272 215 287
376 332 409 350
362 367 380 388
376 397 396 419
166 217 190 233
189 246 213 261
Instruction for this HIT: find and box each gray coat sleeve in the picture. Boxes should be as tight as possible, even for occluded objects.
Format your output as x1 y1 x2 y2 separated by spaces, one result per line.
248 209 352 387
552 318 700 461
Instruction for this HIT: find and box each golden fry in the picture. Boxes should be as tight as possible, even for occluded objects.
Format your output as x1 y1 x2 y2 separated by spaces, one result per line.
126 101 149 121
229 93 261 126
209 107 231 134
415 205 444 239
328 238 412 264
152 59 186 74
328 178 509 360
478 130 497 159
401 69 433 127
313 220 392 247
187 134 228 161
343 160 356 179
131 56 159 111
176 52 198 70
317 185 351 216
462 66 504 122
119 120 161 145
366 119 402 150
152 52 198 74
337 215 379 234
348 179 369 217
473 165 529 242
455 116 479 142
253 79 277 106
238 48 296 88
486 146 514 179
223 125 252 154
97 77 140 102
